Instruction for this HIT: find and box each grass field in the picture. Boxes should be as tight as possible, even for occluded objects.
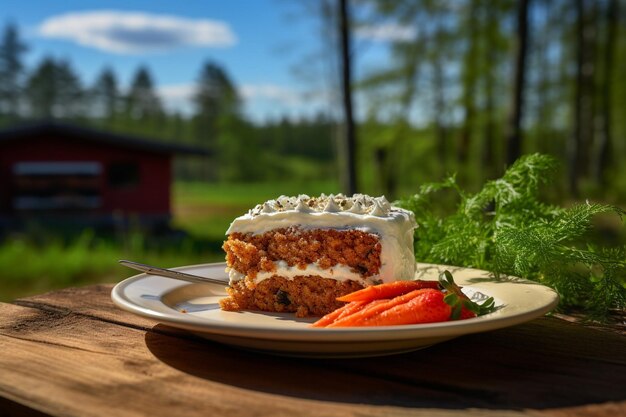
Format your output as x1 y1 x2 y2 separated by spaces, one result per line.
0 180 340 302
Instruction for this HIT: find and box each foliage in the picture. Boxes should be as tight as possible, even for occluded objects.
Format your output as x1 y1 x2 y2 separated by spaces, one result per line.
25 57 84 119
192 60 240 140
0 230 223 302
356 0 624 199
0 23 27 118
397 153 626 321
90 67 119 120
125 65 163 120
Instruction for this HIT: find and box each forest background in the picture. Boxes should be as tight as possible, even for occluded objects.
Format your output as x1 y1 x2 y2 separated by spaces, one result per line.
1 0 625 304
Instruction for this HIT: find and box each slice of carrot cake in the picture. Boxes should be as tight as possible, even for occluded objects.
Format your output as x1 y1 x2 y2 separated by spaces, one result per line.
220 194 417 317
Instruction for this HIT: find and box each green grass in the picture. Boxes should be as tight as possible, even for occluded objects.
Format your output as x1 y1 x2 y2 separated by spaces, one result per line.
0 231 224 302
0 180 340 302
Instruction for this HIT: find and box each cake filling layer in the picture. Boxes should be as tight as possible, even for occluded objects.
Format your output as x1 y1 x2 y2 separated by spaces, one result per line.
228 260 369 284
223 227 383 281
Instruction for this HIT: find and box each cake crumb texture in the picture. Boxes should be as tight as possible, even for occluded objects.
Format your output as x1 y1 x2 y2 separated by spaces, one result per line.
223 227 381 278
220 275 364 317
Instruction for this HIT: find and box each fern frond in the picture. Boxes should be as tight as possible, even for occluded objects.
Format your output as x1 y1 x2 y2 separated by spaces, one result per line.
399 153 626 321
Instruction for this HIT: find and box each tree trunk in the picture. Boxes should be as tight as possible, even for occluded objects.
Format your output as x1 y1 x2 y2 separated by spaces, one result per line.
481 1 497 178
568 0 584 196
338 0 357 195
593 0 617 186
374 147 397 199
582 1 598 177
506 0 530 166
533 0 552 155
431 13 448 173
457 1 479 164
433 56 447 173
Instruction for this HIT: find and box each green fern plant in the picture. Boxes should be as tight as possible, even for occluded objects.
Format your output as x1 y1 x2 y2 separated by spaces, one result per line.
397 153 626 321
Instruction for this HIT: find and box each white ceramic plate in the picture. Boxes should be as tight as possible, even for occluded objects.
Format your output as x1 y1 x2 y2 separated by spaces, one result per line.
111 262 559 358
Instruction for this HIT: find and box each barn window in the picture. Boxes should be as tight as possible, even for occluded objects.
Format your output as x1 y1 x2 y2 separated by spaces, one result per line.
108 162 139 188
12 161 102 210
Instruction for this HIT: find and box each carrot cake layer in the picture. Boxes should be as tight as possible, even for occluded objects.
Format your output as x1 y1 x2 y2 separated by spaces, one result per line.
220 194 417 317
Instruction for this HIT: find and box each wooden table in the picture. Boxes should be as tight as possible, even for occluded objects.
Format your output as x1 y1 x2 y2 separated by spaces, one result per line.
0 284 624 417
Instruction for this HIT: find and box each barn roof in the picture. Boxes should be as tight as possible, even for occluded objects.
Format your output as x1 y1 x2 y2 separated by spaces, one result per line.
0 121 211 156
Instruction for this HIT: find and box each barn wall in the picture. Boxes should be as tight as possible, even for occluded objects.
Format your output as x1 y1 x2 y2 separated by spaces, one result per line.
0 134 171 216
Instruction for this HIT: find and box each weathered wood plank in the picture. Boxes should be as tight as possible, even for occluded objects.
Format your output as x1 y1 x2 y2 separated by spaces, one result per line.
0 302 528 417
0 285 624 417
14 284 155 330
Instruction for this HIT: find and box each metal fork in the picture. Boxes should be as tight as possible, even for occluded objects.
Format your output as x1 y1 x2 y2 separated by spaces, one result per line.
118 259 229 286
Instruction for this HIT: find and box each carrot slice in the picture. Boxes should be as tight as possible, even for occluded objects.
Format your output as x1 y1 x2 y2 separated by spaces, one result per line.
336 280 440 303
347 290 451 326
312 300 390 327
311 301 367 327
328 289 435 327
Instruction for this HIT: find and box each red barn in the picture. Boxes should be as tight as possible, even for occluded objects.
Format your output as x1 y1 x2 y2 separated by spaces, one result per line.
0 121 209 231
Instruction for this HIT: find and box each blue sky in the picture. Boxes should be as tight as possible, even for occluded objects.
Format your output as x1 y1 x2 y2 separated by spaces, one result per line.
2 0 408 122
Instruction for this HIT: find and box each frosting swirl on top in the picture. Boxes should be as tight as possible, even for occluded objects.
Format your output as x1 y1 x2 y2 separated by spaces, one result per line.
246 193 398 218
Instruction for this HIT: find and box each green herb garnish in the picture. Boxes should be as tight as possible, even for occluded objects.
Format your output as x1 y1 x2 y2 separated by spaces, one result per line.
398 153 626 321
439 270 496 319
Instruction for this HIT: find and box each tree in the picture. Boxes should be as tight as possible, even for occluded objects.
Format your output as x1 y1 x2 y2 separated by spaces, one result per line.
25 58 56 119
431 8 451 172
0 23 27 120
339 0 357 195
125 66 163 120
505 0 530 165
480 0 501 177
192 60 240 144
192 61 247 181
91 67 120 121
457 0 479 164
25 57 84 119
593 0 617 186
568 0 598 196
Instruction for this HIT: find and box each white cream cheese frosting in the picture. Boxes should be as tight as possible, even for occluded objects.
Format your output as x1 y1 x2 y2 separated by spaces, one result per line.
225 194 417 285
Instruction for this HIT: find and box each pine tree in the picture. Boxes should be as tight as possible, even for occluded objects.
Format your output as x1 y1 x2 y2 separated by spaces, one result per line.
91 67 120 121
0 23 27 121
125 66 163 120
24 57 83 120
192 61 241 180
192 61 239 142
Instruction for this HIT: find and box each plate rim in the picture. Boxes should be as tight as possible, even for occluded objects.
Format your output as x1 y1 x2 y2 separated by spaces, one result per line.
111 262 559 343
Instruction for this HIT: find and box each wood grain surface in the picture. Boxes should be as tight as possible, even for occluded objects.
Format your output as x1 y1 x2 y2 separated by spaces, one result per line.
0 284 624 417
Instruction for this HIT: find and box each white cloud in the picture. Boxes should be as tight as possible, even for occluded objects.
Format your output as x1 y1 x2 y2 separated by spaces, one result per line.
38 10 237 54
355 23 416 42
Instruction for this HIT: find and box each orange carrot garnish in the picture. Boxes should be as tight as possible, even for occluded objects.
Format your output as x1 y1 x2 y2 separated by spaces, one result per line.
311 271 496 329
344 289 452 326
311 301 367 327
336 280 440 302
327 289 434 327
